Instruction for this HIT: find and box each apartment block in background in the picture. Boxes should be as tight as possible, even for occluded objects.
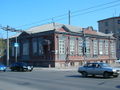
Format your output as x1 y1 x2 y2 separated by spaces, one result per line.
98 16 120 59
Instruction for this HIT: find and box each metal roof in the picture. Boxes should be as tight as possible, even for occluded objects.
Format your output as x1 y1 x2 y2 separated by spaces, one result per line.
10 23 114 38
25 23 83 34
96 32 113 37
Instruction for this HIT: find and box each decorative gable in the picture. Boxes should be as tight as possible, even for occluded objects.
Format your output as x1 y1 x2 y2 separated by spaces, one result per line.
56 25 71 33
18 32 30 38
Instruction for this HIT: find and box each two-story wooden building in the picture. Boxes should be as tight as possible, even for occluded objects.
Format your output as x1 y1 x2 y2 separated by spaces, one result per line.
9 23 116 68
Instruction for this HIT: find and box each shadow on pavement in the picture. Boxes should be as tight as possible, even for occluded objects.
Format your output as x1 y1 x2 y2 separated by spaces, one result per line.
116 85 120 89
66 75 114 79
66 75 82 78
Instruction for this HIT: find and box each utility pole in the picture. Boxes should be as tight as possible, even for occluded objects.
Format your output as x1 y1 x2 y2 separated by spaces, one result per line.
68 10 71 25
6 26 9 66
52 18 55 30
1 25 24 66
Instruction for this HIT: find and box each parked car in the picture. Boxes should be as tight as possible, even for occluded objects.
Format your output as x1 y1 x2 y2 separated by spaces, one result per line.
10 62 33 72
0 63 7 72
78 62 120 78
115 59 120 63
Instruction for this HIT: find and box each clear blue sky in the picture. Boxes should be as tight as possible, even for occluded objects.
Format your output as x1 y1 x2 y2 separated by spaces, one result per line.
0 0 120 38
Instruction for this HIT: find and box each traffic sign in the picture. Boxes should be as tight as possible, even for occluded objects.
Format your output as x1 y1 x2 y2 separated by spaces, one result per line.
14 43 19 47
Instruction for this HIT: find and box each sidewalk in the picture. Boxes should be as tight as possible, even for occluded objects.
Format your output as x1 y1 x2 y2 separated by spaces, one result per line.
34 63 120 71
33 67 77 71
110 63 120 68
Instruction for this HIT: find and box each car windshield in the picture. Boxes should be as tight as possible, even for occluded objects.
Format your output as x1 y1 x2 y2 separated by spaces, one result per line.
18 62 27 66
0 63 4 65
100 63 111 67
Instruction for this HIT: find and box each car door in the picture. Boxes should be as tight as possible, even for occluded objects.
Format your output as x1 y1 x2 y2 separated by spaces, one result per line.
86 63 95 74
94 64 103 75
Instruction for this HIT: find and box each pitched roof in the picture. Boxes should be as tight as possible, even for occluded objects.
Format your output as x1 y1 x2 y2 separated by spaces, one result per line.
25 23 83 34
10 23 114 38
96 32 113 37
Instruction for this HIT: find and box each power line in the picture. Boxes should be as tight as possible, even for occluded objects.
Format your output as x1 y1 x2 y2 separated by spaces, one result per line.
15 13 68 28
2 26 24 32
0 25 24 65
50 2 120 23
15 0 120 28
71 0 120 14
72 3 120 18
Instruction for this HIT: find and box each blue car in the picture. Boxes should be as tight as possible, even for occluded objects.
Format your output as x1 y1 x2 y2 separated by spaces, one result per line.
0 63 7 72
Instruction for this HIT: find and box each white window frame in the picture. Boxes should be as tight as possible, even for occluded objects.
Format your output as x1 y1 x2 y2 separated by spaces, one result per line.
110 41 116 57
70 39 75 55
78 38 83 55
85 38 90 56
99 40 103 55
93 40 98 56
59 40 65 54
105 40 109 55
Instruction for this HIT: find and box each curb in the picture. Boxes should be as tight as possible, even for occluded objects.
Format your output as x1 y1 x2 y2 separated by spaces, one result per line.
33 67 77 71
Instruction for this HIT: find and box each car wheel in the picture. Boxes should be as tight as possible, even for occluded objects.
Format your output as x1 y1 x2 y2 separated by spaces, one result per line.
21 68 25 72
30 68 33 72
92 74 95 77
103 72 109 78
81 71 88 77
11 69 14 71
29 69 32 72
113 75 119 77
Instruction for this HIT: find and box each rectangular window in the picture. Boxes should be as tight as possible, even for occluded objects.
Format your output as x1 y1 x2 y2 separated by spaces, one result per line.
16 45 20 56
23 41 29 55
105 29 110 34
105 40 109 55
12 46 14 56
85 38 90 57
105 22 108 26
12 43 20 56
110 41 116 57
93 40 98 57
99 40 103 55
32 38 37 55
70 39 75 55
78 38 83 55
117 29 120 33
38 39 43 55
59 40 65 54
118 20 120 24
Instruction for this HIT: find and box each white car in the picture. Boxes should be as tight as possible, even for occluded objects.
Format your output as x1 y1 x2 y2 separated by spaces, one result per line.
115 60 120 63
78 62 120 78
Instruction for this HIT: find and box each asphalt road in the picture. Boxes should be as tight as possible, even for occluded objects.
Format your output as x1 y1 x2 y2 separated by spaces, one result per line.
0 70 120 90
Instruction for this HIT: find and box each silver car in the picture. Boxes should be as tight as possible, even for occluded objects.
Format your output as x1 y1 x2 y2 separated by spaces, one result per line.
78 62 120 78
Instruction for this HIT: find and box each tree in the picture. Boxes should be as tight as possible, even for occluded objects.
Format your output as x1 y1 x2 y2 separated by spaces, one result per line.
0 38 6 58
